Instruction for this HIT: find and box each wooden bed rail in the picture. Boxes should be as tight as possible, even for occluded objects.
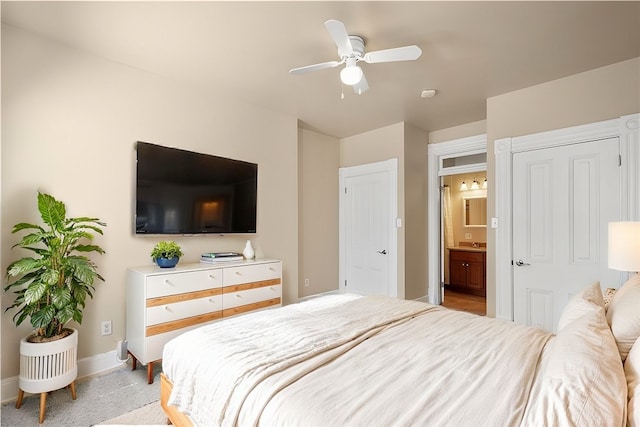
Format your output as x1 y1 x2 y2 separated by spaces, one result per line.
160 373 194 427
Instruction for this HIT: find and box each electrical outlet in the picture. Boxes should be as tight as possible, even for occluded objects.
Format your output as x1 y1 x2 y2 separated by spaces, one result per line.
464 232 472 240
304 279 310 287
101 320 112 336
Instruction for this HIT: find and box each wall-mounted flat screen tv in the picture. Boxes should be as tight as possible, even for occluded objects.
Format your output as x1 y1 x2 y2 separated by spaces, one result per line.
135 141 257 234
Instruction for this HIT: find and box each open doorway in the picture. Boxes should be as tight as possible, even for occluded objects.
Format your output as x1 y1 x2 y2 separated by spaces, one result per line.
440 173 487 316
427 134 487 310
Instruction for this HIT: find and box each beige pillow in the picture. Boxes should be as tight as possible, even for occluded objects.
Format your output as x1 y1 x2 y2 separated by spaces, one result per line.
627 337 640 427
557 282 604 332
522 307 627 426
603 287 617 310
607 274 640 361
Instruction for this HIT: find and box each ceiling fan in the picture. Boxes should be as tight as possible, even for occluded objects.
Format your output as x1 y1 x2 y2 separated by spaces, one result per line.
289 19 422 95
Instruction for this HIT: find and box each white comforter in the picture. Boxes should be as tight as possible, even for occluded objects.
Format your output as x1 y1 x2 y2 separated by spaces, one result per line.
163 295 553 427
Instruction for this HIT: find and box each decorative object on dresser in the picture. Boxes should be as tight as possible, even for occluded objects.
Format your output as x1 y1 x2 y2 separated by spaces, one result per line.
150 241 183 268
243 240 255 259
4 192 106 424
447 242 486 297
125 259 282 384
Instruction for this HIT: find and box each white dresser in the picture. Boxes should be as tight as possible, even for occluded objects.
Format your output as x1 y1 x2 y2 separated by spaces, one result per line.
125 259 282 383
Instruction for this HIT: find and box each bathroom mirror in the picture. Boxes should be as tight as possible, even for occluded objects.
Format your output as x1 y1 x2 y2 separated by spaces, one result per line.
463 196 487 227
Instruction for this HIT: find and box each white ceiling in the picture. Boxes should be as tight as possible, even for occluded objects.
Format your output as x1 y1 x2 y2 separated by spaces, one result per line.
2 1 640 138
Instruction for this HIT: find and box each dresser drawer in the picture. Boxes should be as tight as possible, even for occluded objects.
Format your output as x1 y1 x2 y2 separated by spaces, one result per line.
146 294 223 326
146 269 222 298
223 262 281 286
223 284 282 310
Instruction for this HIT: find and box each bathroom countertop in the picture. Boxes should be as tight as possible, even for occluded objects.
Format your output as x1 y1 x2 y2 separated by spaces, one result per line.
448 246 486 253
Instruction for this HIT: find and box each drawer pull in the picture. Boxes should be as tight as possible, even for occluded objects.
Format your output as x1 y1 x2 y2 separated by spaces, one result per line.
235 271 242 276
208 298 216 303
208 274 216 279
269 267 276 271
236 294 242 298
164 306 171 311
164 280 174 286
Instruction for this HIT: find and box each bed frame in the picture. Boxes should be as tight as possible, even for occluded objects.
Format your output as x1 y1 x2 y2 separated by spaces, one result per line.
160 373 193 427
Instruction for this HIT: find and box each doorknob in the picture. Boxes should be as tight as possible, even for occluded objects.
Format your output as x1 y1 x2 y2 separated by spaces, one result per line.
515 259 531 266
377 250 387 255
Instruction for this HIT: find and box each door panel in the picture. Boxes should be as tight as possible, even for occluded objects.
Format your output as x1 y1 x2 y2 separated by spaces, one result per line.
340 160 396 297
513 138 620 332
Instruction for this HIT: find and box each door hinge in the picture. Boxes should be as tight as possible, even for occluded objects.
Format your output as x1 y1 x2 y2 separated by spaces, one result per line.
345 280 347 287
345 187 347 194
618 154 622 167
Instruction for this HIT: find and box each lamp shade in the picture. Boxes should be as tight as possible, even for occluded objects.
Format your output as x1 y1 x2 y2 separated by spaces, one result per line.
608 221 640 272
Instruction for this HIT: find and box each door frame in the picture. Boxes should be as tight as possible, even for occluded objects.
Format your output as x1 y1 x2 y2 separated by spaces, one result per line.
427 134 487 305
339 158 399 297
494 114 640 321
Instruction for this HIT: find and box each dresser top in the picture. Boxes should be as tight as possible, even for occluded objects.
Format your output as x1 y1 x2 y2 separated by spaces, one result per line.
127 258 281 275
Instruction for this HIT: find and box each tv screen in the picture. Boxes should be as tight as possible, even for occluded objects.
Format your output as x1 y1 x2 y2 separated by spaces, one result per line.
135 141 257 234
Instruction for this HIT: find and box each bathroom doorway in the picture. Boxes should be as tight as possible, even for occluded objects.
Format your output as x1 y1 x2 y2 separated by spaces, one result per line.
440 173 487 316
427 134 487 310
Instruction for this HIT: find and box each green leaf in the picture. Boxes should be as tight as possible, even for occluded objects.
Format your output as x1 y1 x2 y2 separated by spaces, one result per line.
57 305 74 325
38 192 66 229
12 223 44 234
73 244 105 254
6 258 42 278
41 268 60 286
24 281 48 304
31 305 55 329
51 288 71 309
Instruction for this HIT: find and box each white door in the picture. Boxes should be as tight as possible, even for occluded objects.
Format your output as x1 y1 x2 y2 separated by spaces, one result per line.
339 159 398 297
513 138 621 332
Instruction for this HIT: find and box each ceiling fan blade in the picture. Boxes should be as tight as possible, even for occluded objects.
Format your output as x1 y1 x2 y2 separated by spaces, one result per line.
325 19 353 57
363 45 422 63
352 73 369 95
289 61 341 75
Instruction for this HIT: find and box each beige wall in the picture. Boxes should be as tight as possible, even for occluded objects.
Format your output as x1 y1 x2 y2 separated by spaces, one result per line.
1 25 299 379
298 129 339 298
484 57 640 317
429 120 487 144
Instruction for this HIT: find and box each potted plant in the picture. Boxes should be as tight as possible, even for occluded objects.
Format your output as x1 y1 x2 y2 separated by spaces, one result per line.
4 191 105 423
151 241 183 268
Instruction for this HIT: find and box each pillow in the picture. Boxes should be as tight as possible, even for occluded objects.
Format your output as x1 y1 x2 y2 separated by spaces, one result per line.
607 273 640 361
603 287 617 310
557 282 605 331
626 337 640 427
521 307 627 426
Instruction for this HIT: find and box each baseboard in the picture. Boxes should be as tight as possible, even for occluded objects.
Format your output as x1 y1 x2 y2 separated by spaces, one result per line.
1 349 126 403
297 289 339 302
414 295 430 303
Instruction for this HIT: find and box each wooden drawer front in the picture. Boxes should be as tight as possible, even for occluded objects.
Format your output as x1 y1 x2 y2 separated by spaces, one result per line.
146 295 223 326
223 284 282 310
450 251 485 263
146 269 222 298
223 263 281 286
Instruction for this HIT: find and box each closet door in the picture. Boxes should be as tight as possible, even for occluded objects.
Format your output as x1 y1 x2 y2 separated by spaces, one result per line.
512 137 620 332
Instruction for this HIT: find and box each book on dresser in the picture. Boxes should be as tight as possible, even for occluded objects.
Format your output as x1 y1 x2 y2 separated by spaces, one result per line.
200 252 243 263
125 259 282 384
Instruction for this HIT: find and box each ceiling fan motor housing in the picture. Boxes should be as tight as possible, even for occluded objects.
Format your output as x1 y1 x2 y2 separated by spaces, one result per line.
339 35 365 59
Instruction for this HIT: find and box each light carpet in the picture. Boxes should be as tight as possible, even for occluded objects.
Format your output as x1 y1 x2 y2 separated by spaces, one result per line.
96 400 167 426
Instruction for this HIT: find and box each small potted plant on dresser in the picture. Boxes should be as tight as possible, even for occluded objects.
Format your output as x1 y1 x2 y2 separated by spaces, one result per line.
151 241 183 268
4 192 106 424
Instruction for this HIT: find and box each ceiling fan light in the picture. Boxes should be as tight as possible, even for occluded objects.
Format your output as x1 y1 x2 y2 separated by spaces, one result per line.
340 66 363 85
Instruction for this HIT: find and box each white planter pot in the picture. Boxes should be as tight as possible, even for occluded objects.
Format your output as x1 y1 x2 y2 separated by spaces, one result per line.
19 328 78 393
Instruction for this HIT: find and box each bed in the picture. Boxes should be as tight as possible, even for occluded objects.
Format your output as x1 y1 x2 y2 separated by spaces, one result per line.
160 277 640 427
